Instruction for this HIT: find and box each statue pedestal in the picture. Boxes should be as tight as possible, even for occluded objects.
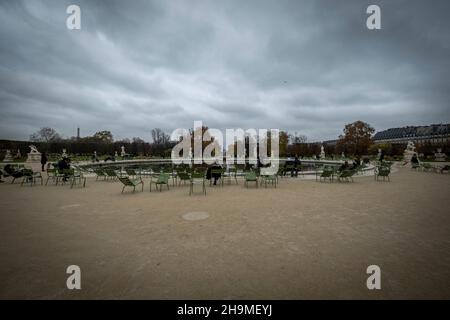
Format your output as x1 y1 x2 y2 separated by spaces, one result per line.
26 152 41 163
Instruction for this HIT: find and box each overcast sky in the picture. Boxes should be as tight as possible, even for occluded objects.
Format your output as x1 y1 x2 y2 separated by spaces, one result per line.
1 0 449 142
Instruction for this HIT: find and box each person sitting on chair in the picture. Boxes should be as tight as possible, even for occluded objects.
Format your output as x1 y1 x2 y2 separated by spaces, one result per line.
339 161 349 172
3 164 24 179
206 161 222 185
411 153 419 166
58 157 71 181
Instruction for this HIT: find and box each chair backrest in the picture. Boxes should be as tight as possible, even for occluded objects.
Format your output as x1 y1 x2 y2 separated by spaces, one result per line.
245 171 257 180
22 169 33 176
340 169 355 177
94 168 105 175
63 168 75 176
191 172 204 179
178 171 190 179
105 168 116 176
126 168 137 175
157 173 170 183
118 177 133 186
210 168 223 175
378 167 390 176
194 167 207 174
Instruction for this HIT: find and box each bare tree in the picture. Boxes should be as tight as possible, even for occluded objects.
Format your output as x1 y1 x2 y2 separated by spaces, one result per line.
151 128 170 145
29 127 62 142
289 132 307 144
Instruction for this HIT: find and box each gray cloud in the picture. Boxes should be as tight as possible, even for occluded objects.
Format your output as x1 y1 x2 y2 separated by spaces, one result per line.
1 0 449 142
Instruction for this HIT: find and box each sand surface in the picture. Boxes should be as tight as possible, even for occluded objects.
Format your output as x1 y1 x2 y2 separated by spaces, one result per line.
0 167 449 299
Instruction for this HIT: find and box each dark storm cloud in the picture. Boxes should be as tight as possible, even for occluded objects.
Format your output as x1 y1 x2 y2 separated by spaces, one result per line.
0 0 449 141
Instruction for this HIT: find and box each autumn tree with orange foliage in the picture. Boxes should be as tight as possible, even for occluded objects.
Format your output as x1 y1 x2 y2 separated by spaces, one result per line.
337 121 375 156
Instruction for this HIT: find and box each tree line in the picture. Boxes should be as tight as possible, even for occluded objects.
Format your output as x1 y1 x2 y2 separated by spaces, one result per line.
1 121 448 160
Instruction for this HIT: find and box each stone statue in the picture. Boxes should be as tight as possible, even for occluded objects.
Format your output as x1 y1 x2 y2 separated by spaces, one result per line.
320 145 325 160
406 141 415 152
403 141 416 165
26 145 41 163
435 148 446 162
2 149 13 162
29 145 39 154
62 148 68 158
120 145 126 157
15 149 21 159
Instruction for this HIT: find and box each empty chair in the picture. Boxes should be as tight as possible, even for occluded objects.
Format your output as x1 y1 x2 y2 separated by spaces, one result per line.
190 171 206 195
316 166 333 182
20 169 43 187
375 166 390 181
150 173 170 192
244 171 258 188
118 176 144 193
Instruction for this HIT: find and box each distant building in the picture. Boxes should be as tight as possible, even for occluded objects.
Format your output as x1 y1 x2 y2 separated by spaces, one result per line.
322 139 338 146
373 124 450 144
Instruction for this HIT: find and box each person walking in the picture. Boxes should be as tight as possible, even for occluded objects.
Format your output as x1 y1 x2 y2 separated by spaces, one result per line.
41 152 48 172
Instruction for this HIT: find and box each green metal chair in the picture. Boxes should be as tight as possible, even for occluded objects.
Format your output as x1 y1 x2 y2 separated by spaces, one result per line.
94 168 107 180
260 173 277 188
336 169 355 182
125 168 140 179
162 167 176 186
223 167 239 185
118 176 144 193
316 166 334 182
104 168 118 180
375 166 390 181
70 169 87 188
20 169 43 187
150 173 170 192
45 168 60 185
190 171 206 195
176 170 191 186
244 171 258 188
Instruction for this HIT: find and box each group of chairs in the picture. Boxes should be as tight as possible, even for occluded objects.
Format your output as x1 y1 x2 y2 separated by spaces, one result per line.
88 164 282 194
315 166 357 183
1 164 86 188
45 166 86 188
115 167 206 195
411 162 450 174
315 163 371 183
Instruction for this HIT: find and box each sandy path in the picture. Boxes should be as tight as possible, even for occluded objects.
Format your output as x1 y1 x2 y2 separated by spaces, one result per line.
0 167 449 299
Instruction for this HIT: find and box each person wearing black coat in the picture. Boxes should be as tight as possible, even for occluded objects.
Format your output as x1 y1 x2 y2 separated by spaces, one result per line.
41 152 48 171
